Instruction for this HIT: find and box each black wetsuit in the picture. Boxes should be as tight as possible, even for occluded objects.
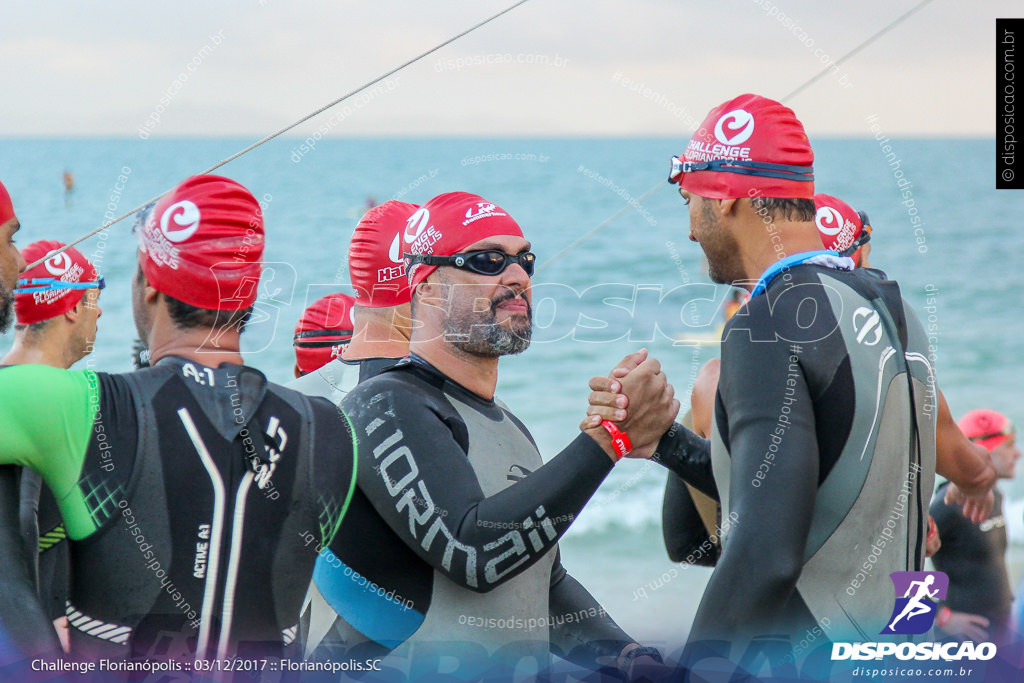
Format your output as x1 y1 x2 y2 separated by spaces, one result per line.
662 473 719 566
20 470 69 621
654 261 936 645
300 355 633 677
931 483 1013 642
0 357 356 661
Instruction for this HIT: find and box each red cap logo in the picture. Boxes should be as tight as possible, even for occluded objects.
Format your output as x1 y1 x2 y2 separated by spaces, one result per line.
160 200 201 243
714 109 755 146
44 251 74 277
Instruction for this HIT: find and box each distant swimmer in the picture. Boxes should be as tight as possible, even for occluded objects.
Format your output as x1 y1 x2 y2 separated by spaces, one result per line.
62 170 74 208
364 194 378 210
5 241 104 652
337 192 675 678
0 176 357 662
888 575 940 631
291 292 355 378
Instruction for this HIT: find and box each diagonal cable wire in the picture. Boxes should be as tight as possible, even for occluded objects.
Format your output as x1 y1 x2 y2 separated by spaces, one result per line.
25 0 532 270
537 0 937 276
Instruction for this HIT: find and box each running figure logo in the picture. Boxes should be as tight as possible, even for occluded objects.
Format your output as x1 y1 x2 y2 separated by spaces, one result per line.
881 571 949 635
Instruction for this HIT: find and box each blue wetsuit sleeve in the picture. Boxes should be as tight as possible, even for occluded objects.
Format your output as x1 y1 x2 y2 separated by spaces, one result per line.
342 380 614 594
548 551 633 668
688 330 819 643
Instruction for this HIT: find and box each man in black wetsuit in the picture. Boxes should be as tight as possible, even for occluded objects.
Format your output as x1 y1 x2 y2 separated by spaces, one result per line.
931 409 1019 645
0 175 357 664
293 200 423 654
661 195 994 566
0 178 61 661
331 191 677 679
597 95 937 656
3 240 104 653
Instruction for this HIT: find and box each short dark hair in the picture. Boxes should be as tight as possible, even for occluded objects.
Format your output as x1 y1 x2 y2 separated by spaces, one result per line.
13 319 52 336
165 295 253 333
749 197 815 222
136 264 252 332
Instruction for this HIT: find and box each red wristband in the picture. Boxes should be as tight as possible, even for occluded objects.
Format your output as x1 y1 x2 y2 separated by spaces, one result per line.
936 606 952 627
600 420 632 460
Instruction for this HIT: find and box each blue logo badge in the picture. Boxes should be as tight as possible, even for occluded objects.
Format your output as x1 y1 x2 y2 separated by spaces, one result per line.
880 571 949 635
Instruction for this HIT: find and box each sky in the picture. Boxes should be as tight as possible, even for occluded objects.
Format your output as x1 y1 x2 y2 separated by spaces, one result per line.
0 0 1014 137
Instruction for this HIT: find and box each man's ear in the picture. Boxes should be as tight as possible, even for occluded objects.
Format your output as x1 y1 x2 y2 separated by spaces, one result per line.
65 299 82 323
718 197 739 216
145 284 161 305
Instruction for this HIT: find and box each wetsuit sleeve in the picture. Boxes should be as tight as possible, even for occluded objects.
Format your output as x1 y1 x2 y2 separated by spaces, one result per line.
548 551 633 669
0 365 98 499
0 466 61 656
929 484 964 553
308 397 359 548
688 331 819 642
344 382 614 593
651 423 718 499
662 473 717 565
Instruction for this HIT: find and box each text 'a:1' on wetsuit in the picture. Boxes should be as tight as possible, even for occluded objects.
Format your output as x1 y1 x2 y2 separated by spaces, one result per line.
0 356 357 661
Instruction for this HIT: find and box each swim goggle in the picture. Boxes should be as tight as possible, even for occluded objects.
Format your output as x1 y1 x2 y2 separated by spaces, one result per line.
968 420 1015 444
668 155 814 184
838 211 872 257
15 276 106 294
405 250 536 277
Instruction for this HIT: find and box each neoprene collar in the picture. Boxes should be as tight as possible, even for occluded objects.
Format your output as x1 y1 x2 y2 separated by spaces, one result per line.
750 251 854 298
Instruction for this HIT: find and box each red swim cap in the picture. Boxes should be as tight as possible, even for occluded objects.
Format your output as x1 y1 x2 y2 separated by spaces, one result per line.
406 191 524 289
958 409 1015 452
15 241 100 325
348 201 419 308
672 94 814 200
293 292 356 374
0 180 15 226
814 194 865 253
137 175 263 311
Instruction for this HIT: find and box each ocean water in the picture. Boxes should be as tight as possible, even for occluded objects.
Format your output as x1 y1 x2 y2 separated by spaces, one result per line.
0 137 1020 647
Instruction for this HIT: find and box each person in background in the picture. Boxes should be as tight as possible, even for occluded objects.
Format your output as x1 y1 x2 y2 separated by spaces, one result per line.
0 180 63 661
3 240 103 652
931 410 1019 645
292 292 355 378
0 175 357 662
63 171 75 209
813 193 871 267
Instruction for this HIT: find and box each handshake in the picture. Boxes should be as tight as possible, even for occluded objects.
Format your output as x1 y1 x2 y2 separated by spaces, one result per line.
581 349 680 461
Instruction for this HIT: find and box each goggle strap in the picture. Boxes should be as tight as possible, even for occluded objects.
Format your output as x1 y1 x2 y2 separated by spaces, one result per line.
294 329 353 340
670 156 814 183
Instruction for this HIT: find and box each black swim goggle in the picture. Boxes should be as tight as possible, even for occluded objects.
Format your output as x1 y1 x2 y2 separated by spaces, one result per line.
406 250 536 277
15 276 106 294
839 211 872 257
668 155 814 184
